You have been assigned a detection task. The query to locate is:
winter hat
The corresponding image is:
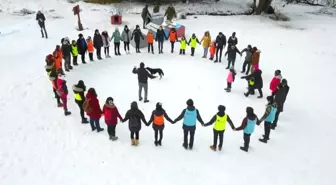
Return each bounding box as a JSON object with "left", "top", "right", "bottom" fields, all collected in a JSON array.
[
  {"left": 186, "top": 99, "right": 194, "bottom": 106},
  {"left": 72, "top": 40, "right": 76, "bottom": 44},
  {"left": 87, "top": 36, "right": 91, "bottom": 40},
  {"left": 131, "top": 101, "right": 138, "bottom": 110},
  {"left": 77, "top": 80, "right": 84, "bottom": 86},
  {"left": 106, "top": 97, "right": 114, "bottom": 104},
  {"left": 218, "top": 105, "right": 226, "bottom": 112},
  {"left": 275, "top": 70, "right": 281, "bottom": 75},
  {"left": 156, "top": 102, "right": 163, "bottom": 110},
  {"left": 266, "top": 96, "right": 274, "bottom": 103},
  {"left": 140, "top": 62, "right": 145, "bottom": 68},
  {"left": 232, "top": 32, "right": 236, "bottom": 36},
  {"left": 219, "top": 32, "right": 223, "bottom": 35},
  {"left": 136, "top": 25, "right": 140, "bottom": 29},
  {"left": 281, "top": 79, "right": 287, "bottom": 85},
  {"left": 95, "top": 29, "right": 99, "bottom": 33},
  {"left": 78, "top": 33, "right": 83, "bottom": 37}
]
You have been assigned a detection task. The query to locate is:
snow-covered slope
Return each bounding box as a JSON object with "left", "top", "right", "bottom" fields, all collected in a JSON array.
[{"left": 0, "top": 1, "right": 336, "bottom": 185}]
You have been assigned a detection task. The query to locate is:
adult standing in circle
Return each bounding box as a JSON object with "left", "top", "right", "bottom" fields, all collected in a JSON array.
[
  {"left": 93, "top": 29, "right": 103, "bottom": 60},
  {"left": 36, "top": 11, "right": 48, "bottom": 38},
  {"left": 131, "top": 25, "right": 144, "bottom": 53},
  {"left": 73, "top": 80, "right": 89, "bottom": 124},
  {"left": 214, "top": 32, "right": 226, "bottom": 63},
  {"left": 121, "top": 25, "right": 132, "bottom": 54},
  {"left": 156, "top": 26, "right": 168, "bottom": 54},
  {"left": 132, "top": 62, "right": 156, "bottom": 103},
  {"left": 77, "top": 34, "right": 88, "bottom": 64}
]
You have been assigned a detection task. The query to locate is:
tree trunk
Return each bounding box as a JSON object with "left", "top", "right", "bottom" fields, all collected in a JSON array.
[{"left": 255, "top": 0, "right": 273, "bottom": 15}]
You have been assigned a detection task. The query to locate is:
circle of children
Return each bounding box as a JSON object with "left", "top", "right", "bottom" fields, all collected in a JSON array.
[{"left": 44, "top": 22, "right": 290, "bottom": 153}]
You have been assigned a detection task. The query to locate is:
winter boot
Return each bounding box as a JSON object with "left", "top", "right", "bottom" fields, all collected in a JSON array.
[
  {"left": 240, "top": 146, "right": 248, "bottom": 152},
  {"left": 97, "top": 128, "right": 104, "bottom": 132},
  {"left": 189, "top": 144, "right": 193, "bottom": 150},
  {"left": 111, "top": 136, "right": 118, "bottom": 141},
  {"left": 210, "top": 145, "right": 216, "bottom": 151},
  {"left": 218, "top": 146, "right": 222, "bottom": 151},
  {"left": 158, "top": 141, "right": 162, "bottom": 146},
  {"left": 139, "top": 97, "right": 143, "bottom": 101},
  {"left": 109, "top": 135, "right": 113, "bottom": 140},
  {"left": 182, "top": 143, "right": 188, "bottom": 150},
  {"left": 64, "top": 111, "right": 71, "bottom": 116},
  {"left": 262, "top": 135, "right": 270, "bottom": 140},
  {"left": 259, "top": 138, "right": 268, "bottom": 143},
  {"left": 214, "top": 60, "right": 218, "bottom": 63},
  {"left": 131, "top": 139, "right": 136, "bottom": 146},
  {"left": 57, "top": 103, "right": 63, "bottom": 107},
  {"left": 257, "top": 95, "right": 263, "bottom": 98},
  {"left": 144, "top": 100, "right": 149, "bottom": 103},
  {"left": 134, "top": 140, "right": 139, "bottom": 146},
  {"left": 154, "top": 141, "right": 159, "bottom": 146},
  {"left": 81, "top": 118, "right": 89, "bottom": 124}
]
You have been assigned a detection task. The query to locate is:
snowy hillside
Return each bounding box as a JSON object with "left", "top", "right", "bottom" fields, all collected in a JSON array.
[{"left": 1, "top": 1, "right": 336, "bottom": 185}]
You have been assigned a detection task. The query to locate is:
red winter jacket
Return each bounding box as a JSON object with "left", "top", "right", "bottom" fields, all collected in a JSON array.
[
  {"left": 102, "top": 103, "right": 123, "bottom": 126},
  {"left": 56, "top": 78, "right": 67, "bottom": 99},
  {"left": 85, "top": 92, "right": 102, "bottom": 120},
  {"left": 270, "top": 75, "right": 282, "bottom": 95}
]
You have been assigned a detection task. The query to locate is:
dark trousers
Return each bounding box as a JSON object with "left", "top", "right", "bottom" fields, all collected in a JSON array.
[
  {"left": 88, "top": 53, "right": 93, "bottom": 61},
  {"left": 130, "top": 131, "right": 139, "bottom": 140},
  {"left": 81, "top": 54, "right": 86, "bottom": 62},
  {"left": 243, "top": 133, "right": 251, "bottom": 149},
  {"left": 154, "top": 129, "right": 163, "bottom": 142},
  {"left": 75, "top": 100, "right": 85, "bottom": 120},
  {"left": 148, "top": 43, "right": 154, "bottom": 53},
  {"left": 135, "top": 41, "right": 140, "bottom": 52},
  {"left": 64, "top": 56, "right": 71, "bottom": 70},
  {"left": 179, "top": 49, "right": 185, "bottom": 55},
  {"left": 227, "top": 82, "right": 232, "bottom": 89},
  {"left": 158, "top": 41, "right": 163, "bottom": 52},
  {"left": 227, "top": 59, "right": 236, "bottom": 68},
  {"left": 96, "top": 47, "right": 102, "bottom": 58},
  {"left": 215, "top": 46, "right": 223, "bottom": 61},
  {"left": 273, "top": 109, "right": 281, "bottom": 127},
  {"left": 89, "top": 118, "right": 102, "bottom": 131},
  {"left": 39, "top": 24, "right": 48, "bottom": 38},
  {"left": 124, "top": 42, "right": 130, "bottom": 51},
  {"left": 242, "top": 60, "right": 251, "bottom": 74},
  {"left": 247, "top": 87, "right": 263, "bottom": 97},
  {"left": 72, "top": 55, "right": 78, "bottom": 65},
  {"left": 104, "top": 47, "right": 109, "bottom": 56},
  {"left": 264, "top": 122, "right": 272, "bottom": 139},
  {"left": 191, "top": 48, "right": 195, "bottom": 56},
  {"left": 170, "top": 41, "right": 175, "bottom": 52},
  {"left": 183, "top": 127, "right": 195, "bottom": 148},
  {"left": 107, "top": 125, "right": 116, "bottom": 137},
  {"left": 114, "top": 42, "right": 120, "bottom": 54},
  {"left": 213, "top": 129, "right": 224, "bottom": 148}
]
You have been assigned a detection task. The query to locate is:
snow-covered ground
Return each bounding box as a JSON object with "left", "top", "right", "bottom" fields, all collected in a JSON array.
[{"left": 1, "top": 0, "right": 336, "bottom": 185}]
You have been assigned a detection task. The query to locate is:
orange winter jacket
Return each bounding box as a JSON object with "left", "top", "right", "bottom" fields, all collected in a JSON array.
[
  {"left": 251, "top": 50, "right": 260, "bottom": 65},
  {"left": 147, "top": 32, "right": 154, "bottom": 44},
  {"left": 87, "top": 40, "right": 94, "bottom": 53},
  {"left": 169, "top": 31, "right": 177, "bottom": 42},
  {"left": 53, "top": 50, "right": 62, "bottom": 70},
  {"left": 209, "top": 43, "right": 216, "bottom": 55}
]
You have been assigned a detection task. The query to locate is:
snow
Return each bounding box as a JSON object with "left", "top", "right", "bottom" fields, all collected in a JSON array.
[{"left": 1, "top": 0, "right": 336, "bottom": 185}]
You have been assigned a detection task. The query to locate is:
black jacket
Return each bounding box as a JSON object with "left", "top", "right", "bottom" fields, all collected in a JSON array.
[
  {"left": 228, "top": 36, "right": 238, "bottom": 46},
  {"left": 274, "top": 86, "right": 289, "bottom": 111},
  {"left": 77, "top": 38, "right": 87, "bottom": 54},
  {"left": 131, "top": 29, "right": 144, "bottom": 42},
  {"left": 242, "top": 70, "right": 263, "bottom": 88},
  {"left": 174, "top": 106, "right": 205, "bottom": 129},
  {"left": 124, "top": 105, "right": 146, "bottom": 132},
  {"left": 155, "top": 29, "right": 167, "bottom": 42},
  {"left": 61, "top": 43, "right": 71, "bottom": 57},
  {"left": 93, "top": 33, "right": 103, "bottom": 48},
  {"left": 215, "top": 34, "right": 226, "bottom": 47},
  {"left": 225, "top": 47, "right": 241, "bottom": 60},
  {"left": 132, "top": 67, "right": 155, "bottom": 84},
  {"left": 36, "top": 13, "right": 46, "bottom": 27}
]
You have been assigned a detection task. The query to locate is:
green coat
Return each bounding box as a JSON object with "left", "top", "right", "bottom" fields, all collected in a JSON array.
[{"left": 111, "top": 31, "right": 121, "bottom": 43}]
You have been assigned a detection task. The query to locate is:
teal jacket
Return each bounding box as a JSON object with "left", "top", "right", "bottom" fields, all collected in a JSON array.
[{"left": 111, "top": 31, "right": 121, "bottom": 43}]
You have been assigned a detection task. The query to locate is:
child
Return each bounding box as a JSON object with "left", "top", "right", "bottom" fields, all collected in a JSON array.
[
  {"left": 86, "top": 36, "right": 94, "bottom": 61},
  {"left": 179, "top": 36, "right": 187, "bottom": 55},
  {"left": 102, "top": 31, "right": 111, "bottom": 58},
  {"left": 203, "top": 105, "right": 235, "bottom": 151},
  {"left": 174, "top": 99, "right": 205, "bottom": 150},
  {"left": 147, "top": 102, "right": 174, "bottom": 146},
  {"left": 45, "top": 55, "right": 62, "bottom": 107},
  {"left": 122, "top": 101, "right": 147, "bottom": 146},
  {"left": 209, "top": 41, "right": 216, "bottom": 60},
  {"left": 56, "top": 72, "right": 71, "bottom": 116},
  {"left": 169, "top": 28, "right": 178, "bottom": 53},
  {"left": 71, "top": 40, "right": 79, "bottom": 66},
  {"left": 257, "top": 96, "right": 277, "bottom": 143},
  {"left": 147, "top": 30, "right": 154, "bottom": 54},
  {"left": 103, "top": 97, "right": 123, "bottom": 141},
  {"left": 270, "top": 69, "right": 282, "bottom": 96},
  {"left": 200, "top": 31, "right": 211, "bottom": 58},
  {"left": 234, "top": 107, "right": 259, "bottom": 152},
  {"left": 53, "top": 45, "right": 65, "bottom": 75},
  {"left": 111, "top": 28, "right": 122, "bottom": 56},
  {"left": 225, "top": 67, "right": 236, "bottom": 92},
  {"left": 188, "top": 33, "right": 200, "bottom": 56},
  {"left": 225, "top": 45, "right": 242, "bottom": 69}
]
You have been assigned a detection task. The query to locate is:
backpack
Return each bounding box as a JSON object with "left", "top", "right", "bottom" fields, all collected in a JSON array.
[{"left": 83, "top": 99, "right": 92, "bottom": 113}]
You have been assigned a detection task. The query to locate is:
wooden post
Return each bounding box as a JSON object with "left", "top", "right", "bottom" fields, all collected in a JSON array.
[{"left": 73, "top": 5, "right": 83, "bottom": 31}]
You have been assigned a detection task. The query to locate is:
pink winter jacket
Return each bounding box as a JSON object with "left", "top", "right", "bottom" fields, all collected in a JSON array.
[{"left": 227, "top": 71, "right": 234, "bottom": 83}]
